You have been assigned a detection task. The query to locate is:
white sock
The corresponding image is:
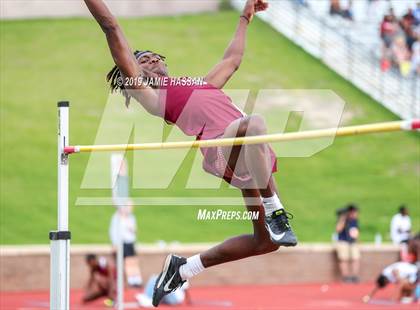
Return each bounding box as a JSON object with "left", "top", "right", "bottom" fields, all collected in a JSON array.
[
  {"left": 179, "top": 254, "right": 205, "bottom": 280},
  {"left": 262, "top": 193, "right": 284, "bottom": 216}
]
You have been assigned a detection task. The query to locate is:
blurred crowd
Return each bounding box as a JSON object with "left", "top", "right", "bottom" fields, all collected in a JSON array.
[
  {"left": 380, "top": 4, "right": 420, "bottom": 76},
  {"left": 334, "top": 203, "right": 419, "bottom": 303},
  {"left": 324, "top": 0, "right": 420, "bottom": 77}
]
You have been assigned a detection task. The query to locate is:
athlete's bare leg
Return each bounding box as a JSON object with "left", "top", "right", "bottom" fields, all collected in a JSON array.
[
  {"left": 200, "top": 185, "right": 279, "bottom": 267},
  {"left": 199, "top": 116, "right": 282, "bottom": 267},
  {"left": 82, "top": 274, "right": 109, "bottom": 303},
  {"left": 219, "top": 115, "right": 276, "bottom": 197}
]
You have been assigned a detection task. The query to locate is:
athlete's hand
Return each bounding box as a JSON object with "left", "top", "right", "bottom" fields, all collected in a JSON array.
[
  {"left": 255, "top": 0, "right": 269, "bottom": 12},
  {"left": 242, "top": 0, "right": 269, "bottom": 23}
]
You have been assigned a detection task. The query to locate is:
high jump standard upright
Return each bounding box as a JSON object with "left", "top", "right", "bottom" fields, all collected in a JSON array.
[{"left": 50, "top": 101, "right": 70, "bottom": 310}]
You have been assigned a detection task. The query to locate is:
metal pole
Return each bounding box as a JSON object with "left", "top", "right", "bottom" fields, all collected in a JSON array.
[
  {"left": 111, "top": 154, "right": 126, "bottom": 310},
  {"left": 116, "top": 213, "right": 124, "bottom": 310},
  {"left": 50, "top": 101, "right": 71, "bottom": 310}
]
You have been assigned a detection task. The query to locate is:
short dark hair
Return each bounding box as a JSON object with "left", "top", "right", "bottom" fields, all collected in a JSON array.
[
  {"left": 85, "top": 253, "right": 97, "bottom": 262},
  {"left": 399, "top": 205, "right": 407, "bottom": 213},
  {"left": 376, "top": 274, "right": 388, "bottom": 288},
  {"left": 346, "top": 204, "right": 358, "bottom": 212}
]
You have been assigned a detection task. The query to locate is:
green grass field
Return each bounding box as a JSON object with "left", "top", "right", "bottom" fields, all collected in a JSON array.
[{"left": 1, "top": 10, "right": 419, "bottom": 245}]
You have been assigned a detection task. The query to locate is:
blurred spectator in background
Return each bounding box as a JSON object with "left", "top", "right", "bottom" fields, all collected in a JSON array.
[
  {"left": 335, "top": 204, "right": 360, "bottom": 283},
  {"left": 83, "top": 254, "right": 116, "bottom": 305},
  {"left": 380, "top": 13, "right": 399, "bottom": 50},
  {"left": 109, "top": 202, "right": 143, "bottom": 288},
  {"left": 400, "top": 9, "right": 417, "bottom": 49},
  {"left": 391, "top": 205, "right": 412, "bottom": 245},
  {"left": 406, "top": 233, "right": 420, "bottom": 264},
  {"left": 411, "top": 29, "right": 420, "bottom": 75},
  {"left": 380, "top": 13, "right": 399, "bottom": 71},
  {"left": 392, "top": 35, "right": 412, "bottom": 75},
  {"left": 135, "top": 274, "right": 190, "bottom": 307},
  {"left": 330, "top": 0, "right": 342, "bottom": 16},
  {"left": 379, "top": 5, "right": 420, "bottom": 76},
  {"left": 329, "top": 0, "right": 353, "bottom": 20},
  {"left": 341, "top": 0, "right": 353, "bottom": 20}
]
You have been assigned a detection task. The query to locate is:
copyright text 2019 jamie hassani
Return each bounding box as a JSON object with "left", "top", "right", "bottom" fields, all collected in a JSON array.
[
  {"left": 118, "top": 76, "right": 205, "bottom": 88},
  {"left": 197, "top": 209, "right": 260, "bottom": 221}
]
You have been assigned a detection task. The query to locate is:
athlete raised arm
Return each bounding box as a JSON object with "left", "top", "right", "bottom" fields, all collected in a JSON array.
[
  {"left": 205, "top": 0, "right": 268, "bottom": 89},
  {"left": 84, "top": 0, "right": 160, "bottom": 115}
]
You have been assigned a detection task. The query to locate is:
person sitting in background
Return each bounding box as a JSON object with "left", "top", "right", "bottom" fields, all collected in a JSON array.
[
  {"left": 391, "top": 205, "right": 412, "bottom": 245},
  {"left": 401, "top": 9, "right": 416, "bottom": 30},
  {"left": 135, "top": 274, "right": 190, "bottom": 308},
  {"left": 400, "top": 9, "right": 417, "bottom": 50},
  {"left": 329, "top": 0, "right": 352, "bottom": 20},
  {"left": 340, "top": 0, "right": 353, "bottom": 20},
  {"left": 330, "top": 0, "right": 342, "bottom": 17},
  {"left": 380, "top": 14, "right": 399, "bottom": 71},
  {"left": 392, "top": 35, "right": 412, "bottom": 76},
  {"left": 83, "top": 254, "right": 117, "bottom": 305},
  {"left": 109, "top": 202, "right": 143, "bottom": 288},
  {"left": 381, "top": 14, "right": 399, "bottom": 50},
  {"left": 364, "top": 261, "right": 418, "bottom": 304},
  {"left": 335, "top": 204, "right": 360, "bottom": 283}
]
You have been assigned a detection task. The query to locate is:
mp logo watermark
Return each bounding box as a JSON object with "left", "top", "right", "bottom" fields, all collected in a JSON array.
[{"left": 74, "top": 88, "right": 345, "bottom": 206}]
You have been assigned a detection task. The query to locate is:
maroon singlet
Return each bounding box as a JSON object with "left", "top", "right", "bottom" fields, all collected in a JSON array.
[{"left": 158, "top": 77, "right": 277, "bottom": 188}]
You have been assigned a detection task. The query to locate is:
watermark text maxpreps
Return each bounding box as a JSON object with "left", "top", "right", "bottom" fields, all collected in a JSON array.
[{"left": 197, "top": 209, "right": 259, "bottom": 221}]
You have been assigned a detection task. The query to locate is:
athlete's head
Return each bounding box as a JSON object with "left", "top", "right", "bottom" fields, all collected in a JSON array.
[
  {"left": 399, "top": 205, "right": 408, "bottom": 216},
  {"left": 376, "top": 274, "right": 389, "bottom": 288},
  {"left": 85, "top": 253, "right": 98, "bottom": 269},
  {"left": 135, "top": 51, "right": 168, "bottom": 78},
  {"left": 346, "top": 204, "right": 358, "bottom": 219},
  {"left": 106, "top": 50, "right": 167, "bottom": 106}
]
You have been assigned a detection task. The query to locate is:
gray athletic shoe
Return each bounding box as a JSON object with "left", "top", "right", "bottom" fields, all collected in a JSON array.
[
  {"left": 152, "top": 254, "right": 186, "bottom": 307},
  {"left": 265, "top": 209, "right": 298, "bottom": 246}
]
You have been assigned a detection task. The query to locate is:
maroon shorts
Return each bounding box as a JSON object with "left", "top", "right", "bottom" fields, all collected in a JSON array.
[{"left": 202, "top": 143, "right": 278, "bottom": 189}]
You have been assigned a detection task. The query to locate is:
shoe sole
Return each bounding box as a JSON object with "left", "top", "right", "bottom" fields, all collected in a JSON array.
[
  {"left": 276, "top": 241, "right": 298, "bottom": 247},
  {"left": 152, "top": 254, "right": 173, "bottom": 307},
  {"left": 269, "top": 236, "right": 298, "bottom": 247}
]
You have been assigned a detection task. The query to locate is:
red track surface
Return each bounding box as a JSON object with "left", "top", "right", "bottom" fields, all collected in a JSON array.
[{"left": 1, "top": 283, "right": 419, "bottom": 310}]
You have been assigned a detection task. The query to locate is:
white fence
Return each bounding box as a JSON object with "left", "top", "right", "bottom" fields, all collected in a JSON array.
[{"left": 232, "top": 0, "right": 419, "bottom": 119}]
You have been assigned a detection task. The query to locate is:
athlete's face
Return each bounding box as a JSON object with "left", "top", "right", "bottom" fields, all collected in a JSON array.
[
  {"left": 348, "top": 210, "right": 358, "bottom": 219},
  {"left": 87, "top": 258, "right": 98, "bottom": 269},
  {"left": 137, "top": 52, "right": 168, "bottom": 78}
]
